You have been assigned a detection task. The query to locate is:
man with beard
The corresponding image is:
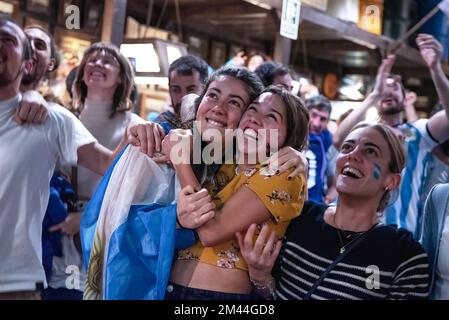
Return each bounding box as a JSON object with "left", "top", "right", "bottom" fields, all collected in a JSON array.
[
  {"left": 11, "top": 25, "right": 63, "bottom": 125},
  {"left": 0, "top": 17, "right": 122, "bottom": 299},
  {"left": 154, "top": 54, "right": 209, "bottom": 133},
  {"left": 333, "top": 34, "right": 449, "bottom": 239},
  {"left": 21, "top": 25, "right": 59, "bottom": 91}
]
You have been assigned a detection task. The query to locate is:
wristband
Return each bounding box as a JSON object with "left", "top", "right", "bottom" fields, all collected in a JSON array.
[{"left": 250, "top": 276, "right": 276, "bottom": 291}]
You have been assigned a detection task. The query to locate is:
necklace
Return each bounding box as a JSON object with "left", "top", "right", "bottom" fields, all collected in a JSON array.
[
  {"left": 336, "top": 229, "right": 364, "bottom": 254},
  {"left": 335, "top": 222, "right": 380, "bottom": 254}
]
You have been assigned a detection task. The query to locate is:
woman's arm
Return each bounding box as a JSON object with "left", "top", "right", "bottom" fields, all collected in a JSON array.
[
  {"left": 178, "top": 184, "right": 273, "bottom": 247},
  {"left": 126, "top": 122, "right": 166, "bottom": 156},
  {"left": 178, "top": 170, "right": 305, "bottom": 247},
  {"left": 77, "top": 122, "right": 158, "bottom": 175},
  {"left": 333, "top": 55, "right": 395, "bottom": 148},
  {"left": 236, "top": 224, "right": 281, "bottom": 299},
  {"left": 263, "top": 147, "right": 308, "bottom": 179},
  {"left": 158, "top": 128, "right": 202, "bottom": 190}
]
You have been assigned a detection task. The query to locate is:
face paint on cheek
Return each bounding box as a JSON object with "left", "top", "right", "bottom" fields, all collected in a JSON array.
[{"left": 373, "top": 162, "right": 382, "bottom": 180}]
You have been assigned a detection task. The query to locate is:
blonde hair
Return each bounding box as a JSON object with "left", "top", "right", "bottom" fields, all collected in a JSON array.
[{"left": 349, "top": 123, "right": 405, "bottom": 212}]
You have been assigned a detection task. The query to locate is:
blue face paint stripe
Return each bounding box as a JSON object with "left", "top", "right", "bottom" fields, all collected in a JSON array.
[{"left": 374, "top": 162, "right": 382, "bottom": 180}]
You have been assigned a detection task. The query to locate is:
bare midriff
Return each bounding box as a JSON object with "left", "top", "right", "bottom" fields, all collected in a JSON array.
[{"left": 169, "top": 259, "right": 252, "bottom": 294}]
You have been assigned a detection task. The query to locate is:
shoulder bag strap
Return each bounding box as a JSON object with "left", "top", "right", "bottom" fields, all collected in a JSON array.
[{"left": 303, "top": 223, "right": 380, "bottom": 300}]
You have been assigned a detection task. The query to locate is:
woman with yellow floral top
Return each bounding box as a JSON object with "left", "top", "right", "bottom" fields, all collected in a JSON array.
[
  {"left": 82, "top": 67, "right": 306, "bottom": 300},
  {"left": 162, "top": 85, "right": 310, "bottom": 299}
]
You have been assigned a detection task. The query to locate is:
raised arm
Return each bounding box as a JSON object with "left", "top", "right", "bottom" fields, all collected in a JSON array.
[
  {"left": 178, "top": 184, "right": 273, "bottom": 247},
  {"left": 404, "top": 91, "right": 418, "bottom": 123},
  {"left": 333, "top": 55, "right": 396, "bottom": 148},
  {"left": 417, "top": 34, "right": 449, "bottom": 142}
]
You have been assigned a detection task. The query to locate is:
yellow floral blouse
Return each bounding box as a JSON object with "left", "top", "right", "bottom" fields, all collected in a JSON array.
[{"left": 177, "top": 163, "right": 306, "bottom": 270}]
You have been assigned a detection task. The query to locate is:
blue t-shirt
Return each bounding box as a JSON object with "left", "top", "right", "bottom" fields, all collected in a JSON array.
[
  {"left": 154, "top": 111, "right": 178, "bottom": 134},
  {"left": 305, "top": 130, "right": 333, "bottom": 203}
]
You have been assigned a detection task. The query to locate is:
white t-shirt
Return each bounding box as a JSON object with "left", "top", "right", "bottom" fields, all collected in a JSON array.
[
  {"left": 46, "top": 102, "right": 97, "bottom": 291},
  {"left": 0, "top": 95, "right": 96, "bottom": 293},
  {"left": 78, "top": 99, "right": 144, "bottom": 198}
]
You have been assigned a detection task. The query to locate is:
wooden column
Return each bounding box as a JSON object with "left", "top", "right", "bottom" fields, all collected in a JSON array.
[
  {"left": 101, "top": 0, "right": 127, "bottom": 46},
  {"left": 271, "top": 8, "right": 292, "bottom": 65},
  {"left": 274, "top": 34, "right": 292, "bottom": 65}
]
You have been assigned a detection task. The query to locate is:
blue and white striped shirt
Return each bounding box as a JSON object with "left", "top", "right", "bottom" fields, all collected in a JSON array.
[{"left": 385, "top": 119, "right": 438, "bottom": 238}]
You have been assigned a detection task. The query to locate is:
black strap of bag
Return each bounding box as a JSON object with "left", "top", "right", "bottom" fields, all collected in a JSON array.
[
  {"left": 70, "top": 166, "right": 83, "bottom": 254},
  {"left": 303, "top": 223, "right": 380, "bottom": 300}
]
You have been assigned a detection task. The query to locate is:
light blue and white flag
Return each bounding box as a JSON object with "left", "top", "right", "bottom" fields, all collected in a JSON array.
[{"left": 80, "top": 145, "right": 195, "bottom": 300}]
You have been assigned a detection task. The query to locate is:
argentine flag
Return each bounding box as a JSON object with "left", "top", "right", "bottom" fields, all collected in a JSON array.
[{"left": 80, "top": 145, "right": 196, "bottom": 300}]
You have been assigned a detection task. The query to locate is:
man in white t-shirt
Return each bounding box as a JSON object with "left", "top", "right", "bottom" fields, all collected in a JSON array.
[
  {"left": 333, "top": 34, "right": 449, "bottom": 238},
  {"left": 0, "top": 17, "right": 119, "bottom": 299},
  {"left": 15, "top": 25, "right": 132, "bottom": 299}
]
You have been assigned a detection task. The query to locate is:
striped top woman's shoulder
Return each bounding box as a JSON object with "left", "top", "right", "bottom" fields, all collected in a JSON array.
[{"left": 273, "top": 202, "right": 430, "bottom": 300}]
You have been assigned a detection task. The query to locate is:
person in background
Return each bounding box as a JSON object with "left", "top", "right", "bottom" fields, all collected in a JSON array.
[
  {"left": 71, "top": 42, "right": 146, "bottom": 201},
  {"left": 421, "top": 103, "right": 449, "bottom": 202},
  {"left": 41, "top": 42, "right": 145, "bottom": 299},
  {"left": 0, "top": 17, "right": 123, "bottom": 300},
  {"left": 254, "top": 61, "right": 293, "bottom": 92},
  {"left": 15, "top": 26, "right": 137, "bottom": 300},
  {"left": 239, "top": 124, "right": 430, "bottom": 300},
  {"left": 21, "top": 25, "right": 60, "bottom": 92},
  {"left": 424, "top": 139, "right": 449, "bottom": 195},
  {"left": 420, "top": 183, "right": 449, "bottom": 300},
  {"left": 304, "top": 95, "right": 334, "bottom": 204},
  {"left": 226, "top": 51, "right": 268, "bottom": 72},
  {"left": 154, "top": 54, "right": 209, "bottom": 134},
  {"left": 334, "top": 34, "right": 449, "bottom": 238},
  {"left": 14, "top": 25, "right": 61, "bottom": 125}
]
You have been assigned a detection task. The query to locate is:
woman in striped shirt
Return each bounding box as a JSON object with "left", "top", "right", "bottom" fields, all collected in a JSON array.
[{"left": 238, "top": 123, "right": 430, "bottom": 300}]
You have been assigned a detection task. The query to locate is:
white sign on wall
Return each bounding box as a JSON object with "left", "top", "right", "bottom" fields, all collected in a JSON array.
[{"left": 280, "top": 0, "right": 301, "bottom": 40}]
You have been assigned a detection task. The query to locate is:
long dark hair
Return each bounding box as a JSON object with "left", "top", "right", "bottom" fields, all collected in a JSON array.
[{"left": 191, "top": 66, "right": 264, "bottom": 184}]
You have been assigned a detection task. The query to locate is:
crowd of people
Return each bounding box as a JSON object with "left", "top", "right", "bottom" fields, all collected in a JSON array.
[{"left": 1, "top": 13, "right": 449, "bottom": 300}]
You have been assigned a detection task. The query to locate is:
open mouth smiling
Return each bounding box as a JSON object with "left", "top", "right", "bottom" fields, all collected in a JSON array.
[
  {"left": 243, "top": 128, "right": 258, "bottom": 141},
  {"left": 341, "top": 166, "right": 364, "bottom": 179},
  {"left": 206, "top": 117, "right": 226, "bottom": 128}
]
